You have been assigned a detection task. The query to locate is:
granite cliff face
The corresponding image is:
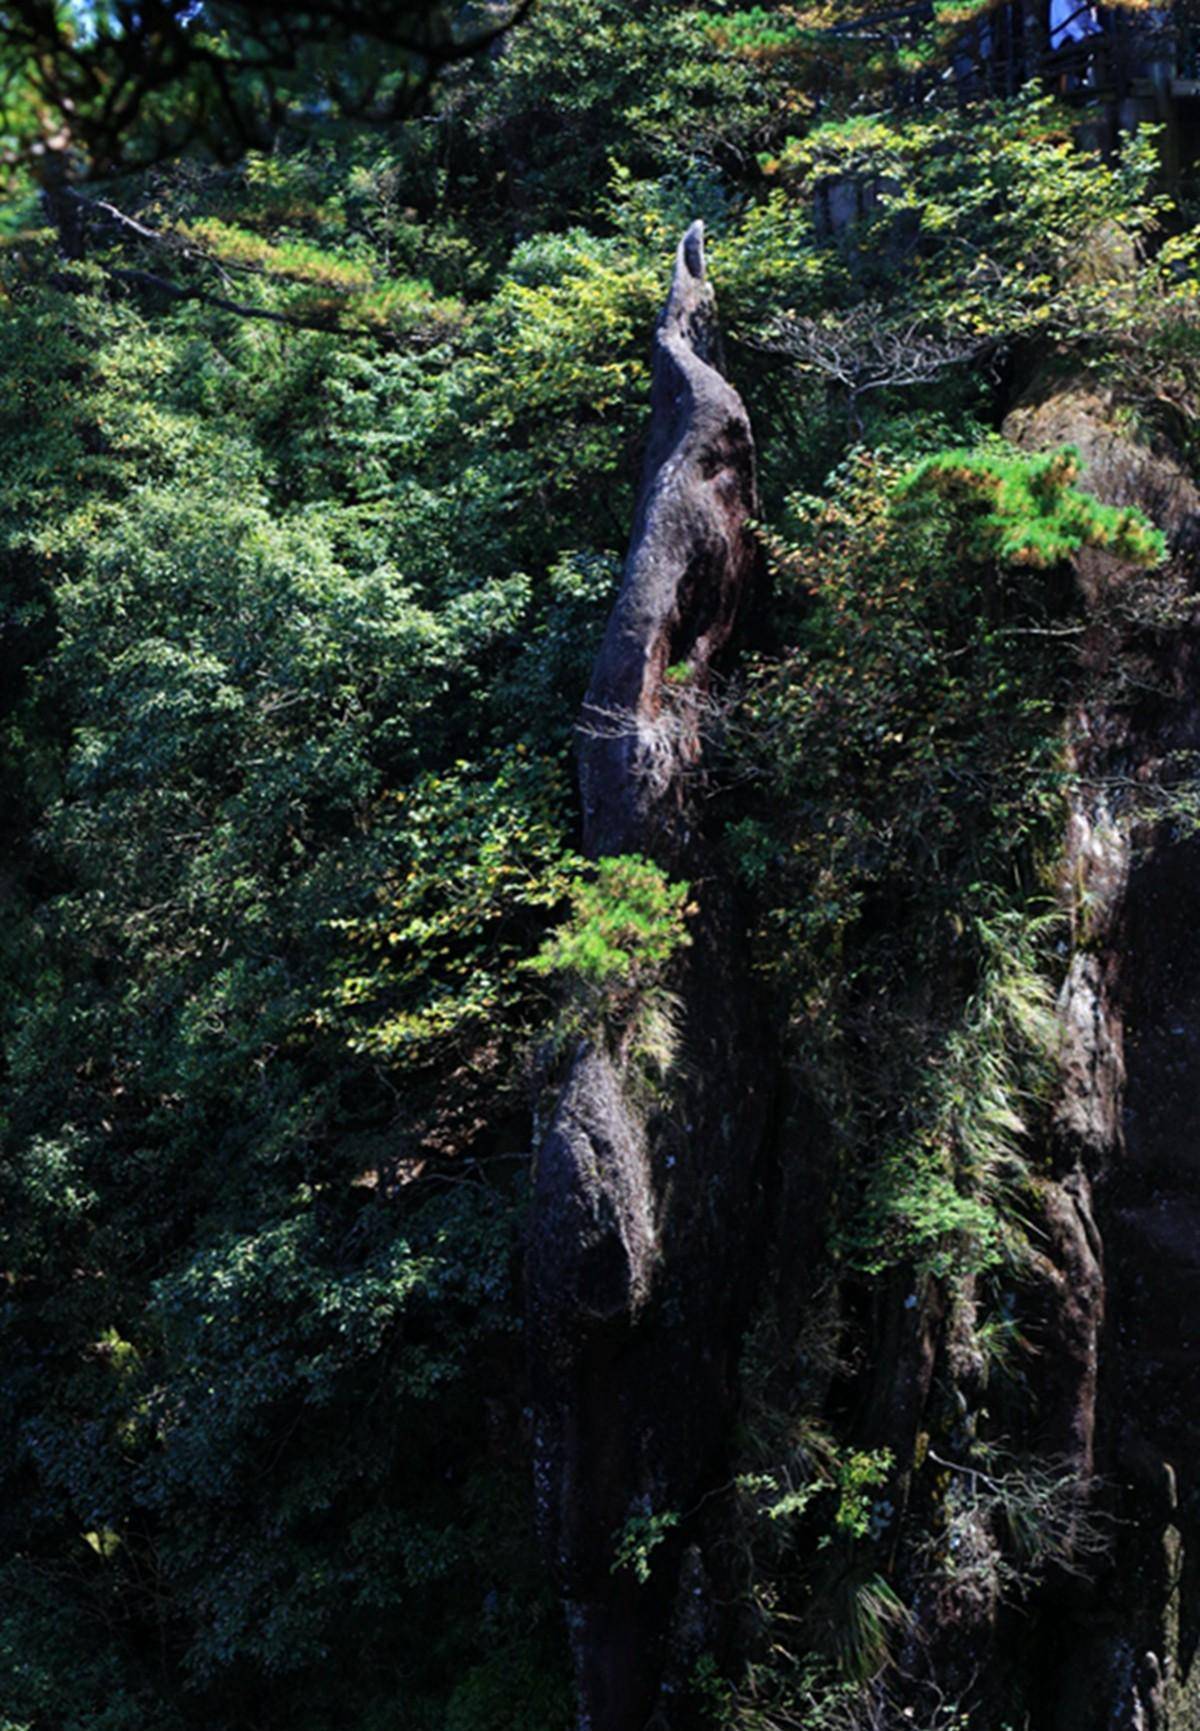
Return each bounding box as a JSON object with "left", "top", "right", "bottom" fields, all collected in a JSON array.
[
  {"left": 1005, "top": 384, "right": 1200, "bottom": 1729},
  {"left": 878, "top": 383, "right": 1200, "bottom": 1726},
  {"left": 526, "top": 224, "right": 772, "bottom": 1730}
]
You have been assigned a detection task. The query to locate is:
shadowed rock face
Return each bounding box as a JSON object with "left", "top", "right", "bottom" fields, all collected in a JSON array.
[
  {"left": 998, "top": 388, "right": 1200, "bottom": 1729},
  {"left": 527, "top": 224, "right": 770, "bottom": 1731},
  {"left": 845, "top": 380, "right": 1200, "bottom": 1729},
  {"left": 870, "top": 391, "right": 1200, "bottom": 1728}
]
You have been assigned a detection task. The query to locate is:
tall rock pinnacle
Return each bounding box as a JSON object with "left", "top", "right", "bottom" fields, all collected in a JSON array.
[
  {"left": 578, "top": 219, "right": 759, "bottom": 865},
  {"left": 527, "top": 223, "right": 771, "bottom": 1729}
]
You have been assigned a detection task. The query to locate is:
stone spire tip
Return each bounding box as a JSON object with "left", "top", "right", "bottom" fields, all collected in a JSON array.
[{"left": 680, "top": 220, "right": 705, "bottom": 282}]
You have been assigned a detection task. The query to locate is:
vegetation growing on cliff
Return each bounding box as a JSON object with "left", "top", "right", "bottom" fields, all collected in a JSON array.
[{"left": 0, "top": 3, "right": 1195, "bottom": 1728}]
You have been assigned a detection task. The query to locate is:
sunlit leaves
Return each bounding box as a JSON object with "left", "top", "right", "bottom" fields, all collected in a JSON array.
[{"left": 897, "top": 443, "right": 1166, "bottom": 568}]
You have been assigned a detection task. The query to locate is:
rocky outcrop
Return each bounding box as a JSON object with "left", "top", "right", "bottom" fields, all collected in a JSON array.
[
  {"left": 529, "top": 231, "right": 1200, "bottom": 1730},
  {"left": 999, "top": 383, "right": 1200, "bottom": 1728},
  {"left": 527, "top": 224, "right": 771, "bottom": 1730},
  {"left": 842, "top": 373, "right": 1200, "bottom": 1729}
]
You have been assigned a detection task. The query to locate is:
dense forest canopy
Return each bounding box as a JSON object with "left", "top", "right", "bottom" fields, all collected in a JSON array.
[{"left": 3, "top": 3, "right": 1200, "bottom": 1729}]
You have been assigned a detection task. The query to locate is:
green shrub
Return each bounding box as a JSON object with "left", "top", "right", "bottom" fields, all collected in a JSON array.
[
  {"left": 530, "top": 853, "right": 692, "bottom": 992},
  {"left": 897, "top": 444, "right": 1166, "bottom": 569}
]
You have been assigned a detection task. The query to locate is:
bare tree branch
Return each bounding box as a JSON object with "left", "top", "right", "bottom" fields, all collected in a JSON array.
[{"left": 760, "top": 302, "right": 992, "bottom": 405}]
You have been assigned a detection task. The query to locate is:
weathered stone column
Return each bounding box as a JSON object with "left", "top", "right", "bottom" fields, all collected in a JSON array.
[{"left": 527, "top": 223, "right": 772, "bottom": 1730}]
